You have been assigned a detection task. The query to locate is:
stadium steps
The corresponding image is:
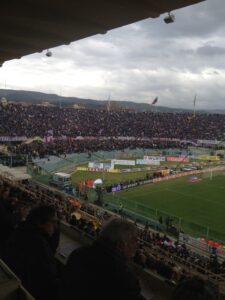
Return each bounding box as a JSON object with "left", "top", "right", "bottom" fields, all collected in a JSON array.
[{"left": 0, "top": 259, "right": 35, "bottom": 300}]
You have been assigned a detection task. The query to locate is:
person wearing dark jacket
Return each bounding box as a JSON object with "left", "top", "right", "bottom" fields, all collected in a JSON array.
[
  {"left": 4, "top": 205, "right": 60, "bottom": 300},
  {"left": 171, "top": 277, "right": 219, "bottom": 300},
  {"left": 61, "top": 217, "right": 144, "bottom": 300},
  {"left": 0, "top": 197, "right": 17, "bottom": 254}
]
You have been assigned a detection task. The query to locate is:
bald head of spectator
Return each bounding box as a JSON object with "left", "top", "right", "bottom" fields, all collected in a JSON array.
[{"left": 98, "top": 217, "right": 138, "bottom": 259}]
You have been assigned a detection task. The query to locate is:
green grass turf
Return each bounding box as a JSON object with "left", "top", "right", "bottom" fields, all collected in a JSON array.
[
  {"left": 72, "top": 164, "right": 225, "bottom": 241},
  {"left": 73, "top": 160, "right": 198, "bottom": 186},
  {"left": 74, "top": 159, "right": 222, "bottom": 186},
  {"left": 72, "top": 170, "right": 150, "bottom": 186},
  {"left": 104, "top": 173, "right": 225, "bottom": 241}
]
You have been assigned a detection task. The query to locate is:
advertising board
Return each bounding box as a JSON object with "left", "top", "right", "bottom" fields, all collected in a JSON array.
[
  {"left": 111, "top": 159, "right": 136, "bottom": 166},
  {"left": 144, "top": 156, "right": 165, "bottom": 161},
  {"left": 167, "top": 156, "right": 189, "bottom": 162},
  {"left": 136, "top": 159, "right": 160, "bottom": 165}
]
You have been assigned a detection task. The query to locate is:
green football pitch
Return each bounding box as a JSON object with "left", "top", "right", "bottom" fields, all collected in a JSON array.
[
  {"left": 72, "top": 169, "right": 225, "bottom": 241},
  {"left": 103, "top": 173, "right": 225, "bottom": 242}
]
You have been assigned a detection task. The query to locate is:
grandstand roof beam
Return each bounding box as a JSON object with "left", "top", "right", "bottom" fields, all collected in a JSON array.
[{"left": 0, "top": 0, "right": 205, "bottom": 64}]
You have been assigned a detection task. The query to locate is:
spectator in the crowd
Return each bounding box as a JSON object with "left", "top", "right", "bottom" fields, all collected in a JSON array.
[
  {"left": 4, "top": 205, "right": 60, "bottom": 300},
  {"left": 61, "top": 217, "right": 144, "bottom": 300},
  {"left": 0, "top": 102, "right": 224, "bottom": 157},
  {"left": 171, "top": 277, "right": 220, "bottom": 300},
  {"left": 0, "top": 195, "right": 17, "bottom": 254},
  {"left": 1, "top": 176, "right": 225, "bottom": 295},
  {"left": 0, "top": 184, "right": 27, "bottom": 255}
]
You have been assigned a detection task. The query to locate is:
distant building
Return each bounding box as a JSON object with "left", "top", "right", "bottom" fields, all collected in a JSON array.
[
  {"left": 37, "top": 101, "right": 56, "bottom": 107},
  {"left": 103, "top": 101, "right": 135, "bottom": 112},
  {"left": 73, "top": 104, "right": 85, "bottom": 109},
  {"left": 20, "top": 102, "right": 32, "bottom": 106},
  {"left": 1, "top": 97, "right": 8, "bottom": 106}
]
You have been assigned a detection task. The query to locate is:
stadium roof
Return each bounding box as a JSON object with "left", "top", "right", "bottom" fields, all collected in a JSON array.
[{"left": 0, "top": 0, "right": 204, "bottom": 65}]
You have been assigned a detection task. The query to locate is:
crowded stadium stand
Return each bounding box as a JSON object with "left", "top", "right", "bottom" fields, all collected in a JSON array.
[
  {"left": 0, "top": 173, "right": 225, "bottom": 299},
  {"left": 0, "top": 105, "right": 224, "bottom": 299},
  {"left": 0, "top": 103, "right": 224, "bottom": 159},
  {"left": 4, "top": 0, "right": 225, "bottom": 299}
]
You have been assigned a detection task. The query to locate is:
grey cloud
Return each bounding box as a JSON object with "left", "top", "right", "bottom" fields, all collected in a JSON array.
[
  {"left": 197, "top": 44, "right": 225, "bottom": 56},
  {"left": 136, "top": 0, "right": 225, "bottom": 39},
  {"left": 1, "top": 0, "right": 225, "bottom": 110}
]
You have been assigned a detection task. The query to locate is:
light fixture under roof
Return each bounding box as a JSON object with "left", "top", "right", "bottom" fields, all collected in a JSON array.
[
  {"left": 46, "top": 49, "right": 52, "bottom": 57},
  {"left": 164, "top": 12, "right": 175, "bottom": 24}
]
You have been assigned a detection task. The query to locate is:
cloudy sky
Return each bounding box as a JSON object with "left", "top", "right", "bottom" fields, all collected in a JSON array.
[{"left": 1, "top": 0, "right": 225, "bottom": 110}]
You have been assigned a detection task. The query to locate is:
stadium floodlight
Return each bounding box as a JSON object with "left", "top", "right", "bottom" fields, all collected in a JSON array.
[
  {"left": 164, "top": 12, "right": 175, "bottom": 24},
  {"left": 46, "top": 49, "right": 52, "bottom": 57}
]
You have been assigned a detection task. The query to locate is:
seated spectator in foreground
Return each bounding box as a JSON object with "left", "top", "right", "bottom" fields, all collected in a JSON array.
[
  {"left": 61, "top": 217, "right": 144, "bottom": 300},
  {"left": 0, "top": 185, "right": 27, "bottom": 256},
  {"left": 171, "top": 277, "right": 219, "bottom": 300},
  {"left": 4, "top": 205, "right": 60, "bottom": 300}
]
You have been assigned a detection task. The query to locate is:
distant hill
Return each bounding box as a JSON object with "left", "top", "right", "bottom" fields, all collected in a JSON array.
[
  {"left": 0, "top": 89, "right": 224, "bottom": 114},
  {"left": 207, "top": 109, "right": 225, "bottom": 114}
]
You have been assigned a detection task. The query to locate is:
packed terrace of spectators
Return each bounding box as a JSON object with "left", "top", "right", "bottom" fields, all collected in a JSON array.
[
  {"left": 1, "top": 103, "right": 224, "bottom": 157},
  {"left": 0, "top": 103, "right": 224, "bottom": 140},
  {"left": 0, "top": 103, "right": 224, "bottom": 298},
  {"left": 11, "top": 139, "right": 188, "bottom": 158}
]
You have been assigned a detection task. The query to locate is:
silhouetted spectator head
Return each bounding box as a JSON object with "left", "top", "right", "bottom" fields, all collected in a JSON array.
[
  {"left": 98, "top": 217, "right": 138, "bottom": 259},
  {"left": 26, "top": 205, "right": 58, "bottom": 236},
  {"left": 171, "top": 277, "right": 219, "bottom": 300}
]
